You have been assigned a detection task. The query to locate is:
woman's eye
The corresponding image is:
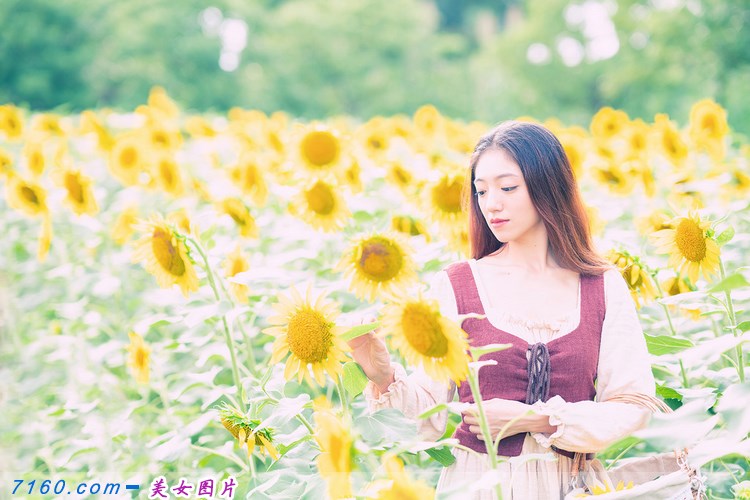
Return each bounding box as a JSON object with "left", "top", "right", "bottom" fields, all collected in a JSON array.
[
  {"left": 475, "top": 190, "right": 486, "bottom": 197},
  {"left": 501, "top": 186, "right": 517, "bottom": 192}
]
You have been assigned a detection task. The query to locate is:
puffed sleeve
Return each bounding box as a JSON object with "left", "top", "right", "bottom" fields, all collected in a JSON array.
[
  {"left": 530, "top": 269, "right": 655, "bottom": 453},
  {"left": 362, "top": 270, "right": 458, "bottom": 441}
]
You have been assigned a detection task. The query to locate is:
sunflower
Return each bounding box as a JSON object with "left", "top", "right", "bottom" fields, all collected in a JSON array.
[
  {"left": 313, "top": 408, "right": 354, "bottom": 500},
  {"left": 557, "top": 128, "right": 589, "bottom": 178},
  {"left": 336, "top": 233, "right": 418, "bottom": 302},
  {"left": 126, "top": 331, "right": 150, "bottom": 384},
  {"left": 31, "top": 113, "right": 65, "bottom": 138},
  {"left": 146, "top": 125, "right": 182, "bottom": 152},
  {"left": 0, "top": 104, "right": 24, "bottom": 141},
  {"left": 23, "top": 141, "right": 46, "bottom": 177},
  {"left": 0, "top": 147, "right": 12, "bottom": 177},
  {"left": 653, "top": 114, "right": 688, "bottom": 167},
  {"left": 650, "top": 211, "right": 721, "bottom": 285},
  {"left": 218, "top": 402, "right": 279, "bottom": 460},
  {"left": 264, "top": 285, "right": 350, "bottom": 387},
  {"left": 185, "top": 116, "right": 217, "bottom": 138},
  {"left": 79, "top": 110, "right": 114, "bottom": 151},
  {"left": 425, "top": 173, "right": 466, "bottom": 228},
  {"left": 688, "top": 99, "right": 729, "bottom": 161},
  {"left": 605, "top": 249, "right": 658, "bottom": 309},
  {"left": 590, "top": 161, "right": 637, "bottom": 196},
  {"left": 380, "top": 292, "right": 470, "bottom": 386},
  {"left": 590, "top": 107, "right": 629, "bottom": 141},
  {"left": 295, "top": 123, "right": 345, "bottom": 176},
  {"left": 342, "top": 158, "right": 363, "bottom": 194},
  {"left": 131, "top": 215, "right": 200, "bottom": 297},
  {"left": 357, "top": 117, "right": 391, "bottom": 160},
  {"left": 152, "top": 154, "right": 185, "bottom": 197},
  {"left": 37, "top": 216, "right": 53, "bottom": 262},
  {"left": 166, "top": 208, "right": 193, "bottom": 236},
  {"left": 5, "top": 173, "right": 48, "bottom": 217},
  {"left": 218, "top": 198, "right": 258, "bottom": 239},
  {"left": 584, "top": 204, "right": 606, "bottom": 237},
  {"left": 229, "top": 154, "right": 268, "bottom": 206},
  {"left": 55, "top": 168, "right": 98, "bottom": 216},
  {"left": 147, "top": 86, "right": 180, "bottom": 119},
  {"left": 111, "top": 206, "right": 140, "bottom": 245},
  {"left": 365, "top": 454, "right": 436, "bottom": 500},
  {"left": 413, "top": 104, "right": 444, "bottom": 143},
  {"left": 223, "top": 245, "right": 250, "bottom": 304},
  {"left": 110, "top": 133, "right": 147, "bottom": 186},
  {"left": 384, "top": 160, "right": 418, "bottom": 196},
  {"left": 623, "top": 119, "right": 651, "bottom": 160},
  {"left": 391, "top": 215, "right": 430, "bottom": 241},
  {"left": 288, "top": 179, "right": 351, "bottom": 232},
  {"left": 635, "top": 209, "right": 673, "bottom": 237}
]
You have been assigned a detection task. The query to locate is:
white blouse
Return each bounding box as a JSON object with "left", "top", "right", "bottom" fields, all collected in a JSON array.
[{"left": 363, "top": 260, "right": 656, "bottom": 499}]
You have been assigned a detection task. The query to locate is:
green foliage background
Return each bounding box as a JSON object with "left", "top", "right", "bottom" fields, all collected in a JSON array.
[{"left": 1, "top": 0, "right": 749, "bottom": 133}]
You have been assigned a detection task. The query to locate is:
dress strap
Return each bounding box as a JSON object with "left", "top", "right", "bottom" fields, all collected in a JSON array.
[{"left": 444, "top": 261, "right": 485, "bottom": 316}]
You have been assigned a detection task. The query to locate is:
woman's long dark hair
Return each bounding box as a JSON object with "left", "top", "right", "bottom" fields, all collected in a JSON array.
[{"left": 462, "top": 121, "right": 612, "bottom": 276}]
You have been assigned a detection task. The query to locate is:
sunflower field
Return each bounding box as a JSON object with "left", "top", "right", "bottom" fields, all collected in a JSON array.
[{"left": 1, "top": 91, "right": 750, "bottom": 500}]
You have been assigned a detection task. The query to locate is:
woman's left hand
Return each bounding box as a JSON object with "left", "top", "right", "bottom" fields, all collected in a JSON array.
[{"left": 462, "top": 398, "right": 536, "bottom": 441}]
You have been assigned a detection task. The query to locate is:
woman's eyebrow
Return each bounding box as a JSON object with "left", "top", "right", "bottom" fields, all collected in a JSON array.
[{"left": 474, "top": 173, "right": 519, "bottom": 183}]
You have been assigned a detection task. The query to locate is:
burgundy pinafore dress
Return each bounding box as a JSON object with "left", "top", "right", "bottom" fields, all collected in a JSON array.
[{"left": 445, "top": 261, "right": 606, "bottom": 460}]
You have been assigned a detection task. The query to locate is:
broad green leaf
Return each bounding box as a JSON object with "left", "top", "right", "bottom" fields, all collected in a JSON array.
[
  {"left": 734, "top": 321, "right": 750, "bottom": 332},
  {"left": 644, "top": 334, "right": 694, "bottom": 356},
  {"left": 656, "top": 385, "right": 683, "bottom": 401},
  {"left": 355, "top": 408, "right": 417, "bottom": 444},
  {"left": 340, "top": 322, "right": 380, "bottom": 342},
  {"left": 715, "top": 226, "right": 735, "bottom": 246},
  {"left": 707, "top": 273, "right": 750, "bottom": 294},
  {"left": 342, "top": 361, "right": 368, "bottom": 398},
  {"left": 425, "top": 446, "right": 457, "bottom": 466}
]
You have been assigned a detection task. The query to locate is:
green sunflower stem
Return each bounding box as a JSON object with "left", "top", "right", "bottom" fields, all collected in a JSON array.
[
  {"left": 719, "top": 259, "right": 745, "bottom": 383},
  {"left": 188, "top": 236, "right": 247, "bottom": 411},
  {"left": 466, "top": 366, "right": 504, "bottom": 500},
  {"left": 653, "top": 278, "right": 690, "bottom": 388},
  {"left": 336, "top": 374, "right": 351, "bottom": 420}
]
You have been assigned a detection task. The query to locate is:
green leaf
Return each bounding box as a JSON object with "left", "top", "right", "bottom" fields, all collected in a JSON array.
[
  {"left": 340, "top": 322, "right": 380, "bottom": 342},
  {"left": 707, "top": 273, "right": 750, "bottom": 294},
  {"left": 734, "top": 321, "right": 750, "bottom": 332},
  {"left": 342, "top": 362, "right": 368, "bottom": 398},
  {"left": 656, "top": 385, "right": 683, "bottom": 401},
  {"left": 644, "top": 334, "right": 694, "bottom": 356},
  {"left": 418, "top": 403, "right": 448, "bottom": 420},
  {"left": 355, "top": 408, "right": 417, "bottom": 445},
  {"left": 470, "top": 343, "right": 513, "bottom": 359},
  {"left": 425, "top": 446, "right": 456, "bottom": 466},
  {"left": 715, "top": 226, "right": 735, "bottom": 246}
]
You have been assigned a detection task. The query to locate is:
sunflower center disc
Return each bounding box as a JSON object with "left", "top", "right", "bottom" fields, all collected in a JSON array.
[
  {"left": 20, "top": 186, "right": 40, "bottom": 206},
  {"left": 121, "top": 147, "right": 137, "bottom": 168},
  {"left": 359, "top": 240, "right": 403, "bottom": 282},
  {"left": 287, "top": 308, "right": 332, "bottom": 363},
  {"left": 302, "top": 131, "right": 338, "bottom": 167},
  {"left": 675, "top": 219, "right": 707, "bottom": 262},
  {"left": 402, "top": 303, "right": 448, "bottom": 357},
  {"left": 65, "top": 174, "right": 85, "bottom": 203},
  {"left": 306, "top": 183, "right": 335, "bottom": 215},
  {"left": 433, "top": 179, "right": 462, "bottom": 213},
  {"left": 152, "top": 227, "right": 187, "bottom": 276}
]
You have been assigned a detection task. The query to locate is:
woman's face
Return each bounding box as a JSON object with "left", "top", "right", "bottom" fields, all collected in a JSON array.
[{"left": 473, "top": 148, "right": 543, "bottom": 244}]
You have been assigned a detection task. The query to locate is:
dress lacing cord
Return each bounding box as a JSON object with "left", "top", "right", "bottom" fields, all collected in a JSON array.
[{"left": 525, "top": 342, "right": 550, "bottom": 404}]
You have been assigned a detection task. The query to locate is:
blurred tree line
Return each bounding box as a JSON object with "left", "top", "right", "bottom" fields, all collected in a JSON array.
[{"left": 1, "top": 0, "right": 748, "bottom": 134}]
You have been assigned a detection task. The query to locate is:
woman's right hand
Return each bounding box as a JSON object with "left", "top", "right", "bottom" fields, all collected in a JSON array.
[{"left": 346, "top": 316, "right": 395, "bottom": 393}]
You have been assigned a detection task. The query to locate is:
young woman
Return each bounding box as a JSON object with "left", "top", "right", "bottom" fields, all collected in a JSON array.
[{"left": 348, "top": 121, "right": 655, "bottom": 499}]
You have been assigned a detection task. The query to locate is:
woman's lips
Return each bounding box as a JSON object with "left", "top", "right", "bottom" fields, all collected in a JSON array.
[{"left": 490, "top": 218, "right": 509, "bottom": 227}]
